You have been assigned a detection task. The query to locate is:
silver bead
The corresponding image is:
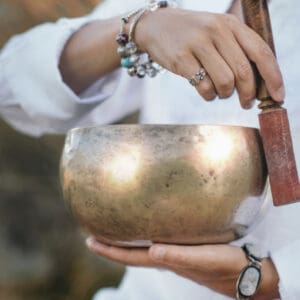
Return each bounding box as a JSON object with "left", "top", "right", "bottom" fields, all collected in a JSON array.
[
  {"left": 137, "top": 65, "right": 146, "bottom": 78},
  {"left": 169, "top": 0, "right": 179, "bottom": 8},
  {"left": 126, "top": 42, "right": 138, "bottom": 55},
  {"left": 144, "top": 62, "right": 152, "bottom": 69},
  {"left": 146, "top": 67, "right": 158, "bottom": 78},
  {"left": 129, "top": 54, "right": 140, "bottom": 64},
  {"left": 117, "top": 46, "right": 127, "bottom": 57},
  {"left": 148, "top": 1, "right": 160, "bottom": 11},
  {"left": 127, "top": 66, "right": 137, "bottom": 77}
]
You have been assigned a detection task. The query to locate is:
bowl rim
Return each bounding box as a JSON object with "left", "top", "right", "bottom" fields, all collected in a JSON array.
[{"left": 67, "top": 124, "right": 260, "bottom": 135}]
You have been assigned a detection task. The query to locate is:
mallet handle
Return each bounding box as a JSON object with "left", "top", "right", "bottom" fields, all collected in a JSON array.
[{"left": 241, "top": 0, "right": 280, "bottom": 110}]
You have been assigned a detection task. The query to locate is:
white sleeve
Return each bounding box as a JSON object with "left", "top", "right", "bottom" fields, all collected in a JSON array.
[
  {"left": 0, "top": 0, "right": 143, "bottom": 136},
  {"left": 268, "top": 2, "right": 300, "bottom": 298},
  {"left": 271, "top": 240, "right": 300, "bottom": 300}
]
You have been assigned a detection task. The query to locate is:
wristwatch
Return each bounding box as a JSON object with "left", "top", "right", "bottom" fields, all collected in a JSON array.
[{"left": 236, "top": 244, "right": 262, "bottom": 300}]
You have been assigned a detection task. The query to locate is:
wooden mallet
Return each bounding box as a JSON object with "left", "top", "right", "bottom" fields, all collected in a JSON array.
[{"left": 241, "top": 0, "right": 300, "bottom": 206}]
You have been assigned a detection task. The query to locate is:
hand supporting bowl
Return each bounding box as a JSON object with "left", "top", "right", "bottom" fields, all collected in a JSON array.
[{"left": 60, "top": 125, "right": 269, "bottom": 247}]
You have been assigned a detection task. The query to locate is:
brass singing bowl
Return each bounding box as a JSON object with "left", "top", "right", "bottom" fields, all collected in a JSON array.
[{"left": 60, "top": 125, "right": 269, "bottom": 247}]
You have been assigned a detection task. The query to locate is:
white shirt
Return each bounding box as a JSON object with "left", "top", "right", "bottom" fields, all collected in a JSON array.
[{"left": 1, "top": 0, "right": 300, "bottom": 299}]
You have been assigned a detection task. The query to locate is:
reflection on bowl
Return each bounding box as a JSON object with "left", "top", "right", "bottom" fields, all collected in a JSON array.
[{"left": 60, "top": 125, "right": 268, "bottom": 247}]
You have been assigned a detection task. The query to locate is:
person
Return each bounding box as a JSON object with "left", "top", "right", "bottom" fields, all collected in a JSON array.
[{"left": 0, "top": 0, "right": 299, "bottom": 299}]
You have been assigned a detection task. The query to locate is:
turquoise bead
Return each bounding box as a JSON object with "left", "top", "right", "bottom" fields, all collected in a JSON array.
[{"left": 121, "top": 57, "right": 133, "bottom": 68}]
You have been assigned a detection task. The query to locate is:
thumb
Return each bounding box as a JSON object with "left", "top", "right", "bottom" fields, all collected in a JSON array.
[
  {"left": 149, "top": 244, "right": 248, "bottom": 272},
  {"left": 149, "top": 244, "right": 199, "bottom": 268}
]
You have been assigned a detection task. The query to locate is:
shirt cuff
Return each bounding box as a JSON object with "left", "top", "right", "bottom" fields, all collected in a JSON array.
[
  {"left": 1, "top": 15, "right": 118, "bottom": 124},
  {"left": 78, "top": 69, "right": 121, "bottom": 104},
  {"left": 271, "top": 239, "right": 300, "bottom": 300}
]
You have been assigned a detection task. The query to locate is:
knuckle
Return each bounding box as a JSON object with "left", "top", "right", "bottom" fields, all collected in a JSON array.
[
  {"left": 223, "top": 13, "right": 239, "bottom": 27},
  {"left": 170, "top": 50, "right": 189, "bottom": 75},
  {"left": 271, "top": 73, "right": 284, "bottom": 90},
  {"left": 195, "top": 43, "right": 211, "bottom": 56},
  {"left": 240, "top": 91, "right": 256, "bottom": 105},
  {"left": 270, "top": 80, "right": 284, "bottom": 93},
  {"left": 200, "top": 81, "right": 213, "bottom": 94},
  {"left": 258, "top": 43, "right": 273, "bottom": 58},
  {"left": 198, "top": 82, "right": 215, "bottom": 100},
  {"left": 170, "top": 60, "right": 181, "bottom": 75},
  {"left": 205, "top": 15, "right": 223, "bottom": 33},
  {"left": 174, "top": 49, "right": 189, "bottom": 62},
  {"left": 236, "top": 62, "right": 252, "bottom": 81},
  {"left": 218, "top": 75, "right": 235, "bottom": 97},
  {"left": 264, "top": 70, "right": 283, "bottom": 92},
  {"left": 191, "top": 29, "right": 208, "bottom": 44},
  {"left": 274, "top": 79, "right": 284, "bottom": 91}
]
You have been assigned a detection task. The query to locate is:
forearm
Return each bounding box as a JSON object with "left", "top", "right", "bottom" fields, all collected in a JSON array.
[{"left": 59, "top": 17, "right": 121, "bottom": 94}]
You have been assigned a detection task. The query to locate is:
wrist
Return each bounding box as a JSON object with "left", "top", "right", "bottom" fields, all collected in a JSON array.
[
  {"left": 134, "top": 6, "right": 177, "bottom": 53},
  {"left": 133, "top": 9, "right": 151, "bottom": 53},
  {"left": 117, "top": 1, "right": 175, "bottom": 79},
  {"left": 255, "top": 258, "right": 280, "bottom": 300}
]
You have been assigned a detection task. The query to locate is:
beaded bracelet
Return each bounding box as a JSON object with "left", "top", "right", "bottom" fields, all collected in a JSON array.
[
  {"left": 147, "top": 0, "right": 178, "bottom": 11},
  {"left": 116, "top": 1, "right": 175, "bottom": 79}
]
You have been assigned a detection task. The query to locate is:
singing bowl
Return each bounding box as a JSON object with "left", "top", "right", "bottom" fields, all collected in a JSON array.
[{"left": 60, "top": 125, "right": 269, "bottom": 247}]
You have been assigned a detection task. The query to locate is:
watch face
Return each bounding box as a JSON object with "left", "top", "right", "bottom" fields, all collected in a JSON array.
[{"left": 238, "top": 266, "right": 261, "bottom": 297}]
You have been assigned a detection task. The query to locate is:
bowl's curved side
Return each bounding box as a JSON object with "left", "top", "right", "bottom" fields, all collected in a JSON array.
[{"left": 60, "top": 125, "right": 268, "bottom": 246}]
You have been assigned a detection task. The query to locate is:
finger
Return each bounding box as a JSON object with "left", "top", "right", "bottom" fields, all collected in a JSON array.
[
  {"left": 149, "top": 244, "right": 214, "bottom": 269},
  {"left": 149, "top": 244, "right": 247, "bottom": 274},
  {"left": 86, "top": 237, "right": 158, "bottom": 267},
  {"left": 170, "top": 52, "right": 217, "bottom": 101},
  {"left": 214, "top": 31, "right": 256, "bottom": 109},
  {"left": 232, "top": 21, "right": 285, "bottom": 102},
  {"left": 193, "top": 69, "right": 217, "bottom": 102},
  {"left": 194, "top": 44, "right": 235, "bottom": 99}
]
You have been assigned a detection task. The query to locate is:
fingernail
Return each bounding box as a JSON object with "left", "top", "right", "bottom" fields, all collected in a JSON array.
[
  {"left": 244, "top": 99, "right": 255, "bottom": 110},
  {"left": 274, "top": 85, "right": 285, "bottom": 102},
  {"left": 86, "top": 237, "right": 95, "bottom": 249},
  {"left": 151, "top": 246, "right": 166, "bottom": 261},
  {"left": 86, "top": 238, "right": 107, "bottom": 253},
  {"left": 208, "top": 93, "right": 217, "bottom": 102}
]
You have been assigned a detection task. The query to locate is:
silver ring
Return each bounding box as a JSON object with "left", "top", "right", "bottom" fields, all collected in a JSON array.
[{"left": 189, "top": 68, "right": 207, "bottom": 86}]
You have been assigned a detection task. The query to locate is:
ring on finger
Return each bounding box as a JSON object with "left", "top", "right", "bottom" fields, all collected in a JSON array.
[{"left": 188, "top": 68, "right": 207, "bottom": 86}]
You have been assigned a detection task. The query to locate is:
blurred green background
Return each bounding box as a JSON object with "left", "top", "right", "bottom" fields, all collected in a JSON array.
[{"left": 0, "top": 1, "right": 131, "bottom": 299}]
